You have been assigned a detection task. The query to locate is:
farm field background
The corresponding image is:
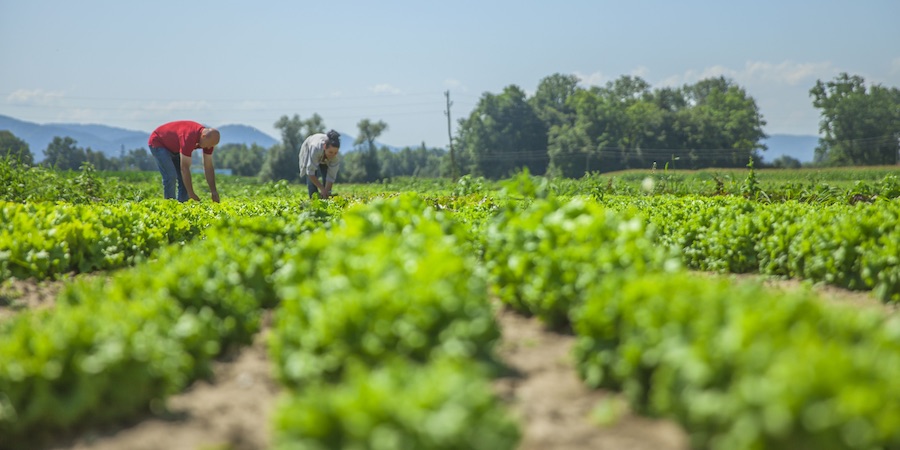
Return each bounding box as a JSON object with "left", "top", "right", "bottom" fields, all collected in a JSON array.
[{"left": 2, "top": 162, "right": 900, "bottom": 450}]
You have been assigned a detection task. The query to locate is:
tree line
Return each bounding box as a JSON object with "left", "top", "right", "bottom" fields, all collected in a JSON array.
[
  {"left": 455, "top": 72, "right": 899, "bottom": 178},
  {"left": 2, "top": 72, "right": 897, "bottom": 181}
]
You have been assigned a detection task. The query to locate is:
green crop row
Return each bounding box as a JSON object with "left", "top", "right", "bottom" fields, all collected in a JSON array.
[
  {"left": 269, "top": 194, "right": 519, "bottom": 449},
  {"left": 481, "top": 193, "right": 900, "bottom": 449},
  {"left": 0, "top": 200, "right": 224, "bottom": 281},
  {"left": 0, "top": 215, "right": 313, "bottom": 446},
  {"left": 483, "top": 195, "right": 679, "bottom": 329},
  {"left": 0, "top": 197, "right": 342, "bottom": 282},
  {"left": 573, "top": 272, "right": 900, "bottom": 450},
  {"left": 1, "top": 194, "right": 519, "bottom": 449},
  {"left": 613, "top": 196, "right": 900, "bottom": 302}
]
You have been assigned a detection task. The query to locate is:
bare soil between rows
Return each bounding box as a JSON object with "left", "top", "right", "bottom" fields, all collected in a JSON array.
[{"left": 1, "top": 273, "right": 893, "bottom": 450}]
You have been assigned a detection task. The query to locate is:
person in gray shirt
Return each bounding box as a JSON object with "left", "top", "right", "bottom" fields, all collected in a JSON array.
[{"left": 298, "top": 129, "right": 341, "bottom": 199}]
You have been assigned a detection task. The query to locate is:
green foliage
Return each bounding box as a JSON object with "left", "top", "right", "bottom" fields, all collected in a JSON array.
[
  {"left": 0, "top": 294, "right": 202, "bottom": 444},
  {"left": 612, "top": 195, "right": 900, "bottom": 301},
  {"left": 484, "top": 195, "right": 680, "bottom": 329},
  {"left": 0, "top": 158, "right": 148, "bottom": 203},
  {"left": 4, "top": 163, "right": 900, "bottom": 449},
  {"left": 215, "top": 143, "right": 266, "bottom": 176},
  {"left": 258, "top": 143, "right": 299, "bottom": 183},
  {"left": 0, "top": 200, "right": 212, "bottom": 280},
  {"left": 572, "top": 272, "right": 900, "bottom": 450},
  {"left": 0, "top": 131, "right": 33, "bottom": 166},
  {"left": 42, "top": 137, "right": 87, "bottom": 171},
  {"left": 740, "top": 156, "right": 762, "bottom": 200},
  {"left": 457, "top": 85, "right": 549, "bottom": 178},
  {"left": 0, "top": 213, "right": 311, "bottom": 445},
  {"left": 271, "top": 197, "right": 497, "bottom": 387},
  {"left": 273, "top": 359, "right": 520, "bottom": 450},
  {"left": 529, "top": 73, "right": 579, "bottom": 131},
  {"left": 539, "top": 75, "right": 768, "bottom": 176},
  {"left": 498, "top": 168, "right": 552, "bottom": 200},
  {"left": 811, "top": 73, "right": 900, "bottom": 166}
]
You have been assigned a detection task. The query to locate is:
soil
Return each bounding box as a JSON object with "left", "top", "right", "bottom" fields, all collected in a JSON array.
[{"left": 0, "top": 274, "right": 893, "bottom": 450}]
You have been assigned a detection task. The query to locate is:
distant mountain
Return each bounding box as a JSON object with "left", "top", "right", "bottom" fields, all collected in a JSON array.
[
  {"left": 216, "top": 124, "right": 278, "bottom": 148},
  {"left": 760, "top": 134, "right": 819, "bottom": 163},
  {"left": 0, "top": 115, "right": 140, "bottom": 161},
  {"left": 0, "top": 115, "right": 281, "bottom": 161},
  {"left": 0, "top": 114, "right": 407, "bottom": 161}
]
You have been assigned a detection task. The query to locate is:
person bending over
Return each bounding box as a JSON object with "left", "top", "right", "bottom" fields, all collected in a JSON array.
[
  {"left": 148, "top": 120, "right": 221, "bottom": 202},
  {"left": 299, "top": 129, "right": 341, "bottom": 199}
]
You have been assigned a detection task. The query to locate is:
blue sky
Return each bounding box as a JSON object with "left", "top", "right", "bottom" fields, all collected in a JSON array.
[{"left": 1, "top": 0, "right": 898, "bottom": 148}]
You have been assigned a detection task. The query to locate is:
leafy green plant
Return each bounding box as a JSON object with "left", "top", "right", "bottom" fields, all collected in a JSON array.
[{"left": 273, "top": 358, "right": 520, "bottom": 450}]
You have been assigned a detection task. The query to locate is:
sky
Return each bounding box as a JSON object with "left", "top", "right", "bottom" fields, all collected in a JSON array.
[{"left": 1, "top": 0, "right": 899, "bottom": 149}]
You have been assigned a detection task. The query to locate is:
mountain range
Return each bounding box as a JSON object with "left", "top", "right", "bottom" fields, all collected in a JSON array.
[
  {"left": 0, "top": 114, "right": 403, "bottom": 161},
  {"left": 1, "top": 114, "right": 817, "bottom": 163}
]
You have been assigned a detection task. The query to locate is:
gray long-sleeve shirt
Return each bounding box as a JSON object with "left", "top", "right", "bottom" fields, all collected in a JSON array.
[{"left": 298, "top": 133, "right": 341, "bottom": 182}]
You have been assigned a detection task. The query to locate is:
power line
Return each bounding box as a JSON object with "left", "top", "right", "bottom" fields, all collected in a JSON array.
[{"left": 0, "top": 91, "right": 443, "bottom": 103}]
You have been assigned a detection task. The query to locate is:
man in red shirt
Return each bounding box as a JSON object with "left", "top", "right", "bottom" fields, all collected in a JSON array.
[{"left": 148, "top": 120, "right": 221, "bottom": 202}]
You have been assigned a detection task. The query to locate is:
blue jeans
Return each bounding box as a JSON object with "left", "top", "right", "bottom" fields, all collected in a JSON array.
[
  {"left": 150, "top": 147, "right": 188, "bottom": 202},
  {"left": 307, "top": 163, "right": 329, "bottom": 198}
]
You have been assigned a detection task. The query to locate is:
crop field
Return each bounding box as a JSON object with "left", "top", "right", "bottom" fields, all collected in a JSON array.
[{"left": 1, "top": 161, "right": 900, "bottom": 450}]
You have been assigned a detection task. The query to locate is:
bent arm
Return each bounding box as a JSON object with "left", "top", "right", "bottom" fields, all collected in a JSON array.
[{"left": 308, "top": 174, "right": 327, "bottom": 194}]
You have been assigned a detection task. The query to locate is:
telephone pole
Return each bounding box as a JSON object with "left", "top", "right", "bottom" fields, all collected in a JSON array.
[{"left": 444, "top": 90, "right": 459, "bottom": 181}]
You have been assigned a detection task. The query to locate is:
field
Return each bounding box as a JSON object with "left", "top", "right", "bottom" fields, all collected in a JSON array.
[{"left": 2, "top": 163, "right": 900, "bottom": 450}]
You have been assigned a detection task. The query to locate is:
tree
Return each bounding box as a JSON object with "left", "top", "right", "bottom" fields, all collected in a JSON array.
[
  {"left": 303, "top": 113, "right": 327, "bottom": 136},
  {"left": 529, "top": 73, "right": 581, "bottom": 131},
  {"left": 457, "top": 85, "right": 548, "bottom": 179},
  {"left": 84, "top": 148, "right": 115, "bottom": 170},
  {"left": 591, "top": 76, "right": 655, "bottom": 171},
  {"left": 216, "top": 143, "right": 267, "bottom": 177},
  {"left": 355, "top": 119, "right": 388, "bottom": 182},
  {"left": 810, "top": 73, "right": 900, "bottom": 166},
  {"left": 259, "top": 114, "right": 305, "bottom": 182},
  {"left": 546, "top": 122, "right": 594, "bottom": 177},
  {"left": 118, "top": 148, "right": 157, "bottom": 171},
  {"left": 0, "top": 130, "right": 33, "bottom": 165},
  {"left": 681, "top": 77, "right": 768, "bottom": 168},
  {"left": 43, "top": 136, "right": 86, "bottom": 170},
  {"left": 770, "top": 155, "right": 802, "bottom": 169}
]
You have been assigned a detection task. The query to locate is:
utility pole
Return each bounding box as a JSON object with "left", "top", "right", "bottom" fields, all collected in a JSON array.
[{"left": 444, "top": 90, "right": 458, "bottom": 181}]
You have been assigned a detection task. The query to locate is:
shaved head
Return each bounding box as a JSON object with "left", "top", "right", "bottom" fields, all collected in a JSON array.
[{"left": 200, "top": 127, "right": 220, "bottom": 148}]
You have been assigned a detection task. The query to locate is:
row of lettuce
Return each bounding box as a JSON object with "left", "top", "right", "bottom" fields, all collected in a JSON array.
[
  {"left": 0, "top": 197, "right": 347, "bottom": 281},
  {"left": 9, "top": 186, "right": 896, "bottom": 303},
  {"left": 609, "top": 195, "right": 900, "bottom": 302},
  {"left": 486, "top": 194, "right": 900, "bottom": 449},
  {"left": 0, "top": 196, "right": 519, "bottom": 449},
  {"left": 2, "top": 191, "right": 900, "bottom": 448}
]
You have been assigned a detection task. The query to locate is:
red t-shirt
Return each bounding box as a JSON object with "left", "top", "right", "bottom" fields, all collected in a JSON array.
[{"left": 148, "top": 120, "right": 214, "bottom": 156}]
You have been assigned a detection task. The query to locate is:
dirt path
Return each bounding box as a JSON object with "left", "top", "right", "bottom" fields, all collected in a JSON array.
[
  {"left": 40, "top": 312, "right": 279, "bottom": 450},
  {"left": 492, "top": 306, "right": 689, "bottom": 450}
]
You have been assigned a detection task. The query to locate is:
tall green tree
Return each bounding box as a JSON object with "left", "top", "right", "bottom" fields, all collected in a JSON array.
[
  {"left": 529, "top": 73, "right": 580, "bottom": 132},
  {"left": 810, "top": 73, "right": 900, "bottom": 166},
  {"left": 680, "top": 77, "right": 768, "bottom": 168},
  {"left": 260, "top": 114, "right": 305, "bottom": 182},
  {"left": 0, "top": 130, "right": 33, "bottom": 165},
  {"left": 304, "top": 113, "right": 327, "bottom": 135},
  {"left": 546, "top": 122, "right": 595, "bottom": 177},
  {"left": 457, "top": 85, "right": 548, "bottom": 179},
  {"left": 547, "top": 78, "right": 648, "bottom": 175},
  {"left": 43, "top": 136, "right": 86, "bottom": 170},
  {"left": 592, "top": 76, "right": 654, "bottom": 171},
  {"left": 355, "top": 119, "right": 388, "bottom": 182}
]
